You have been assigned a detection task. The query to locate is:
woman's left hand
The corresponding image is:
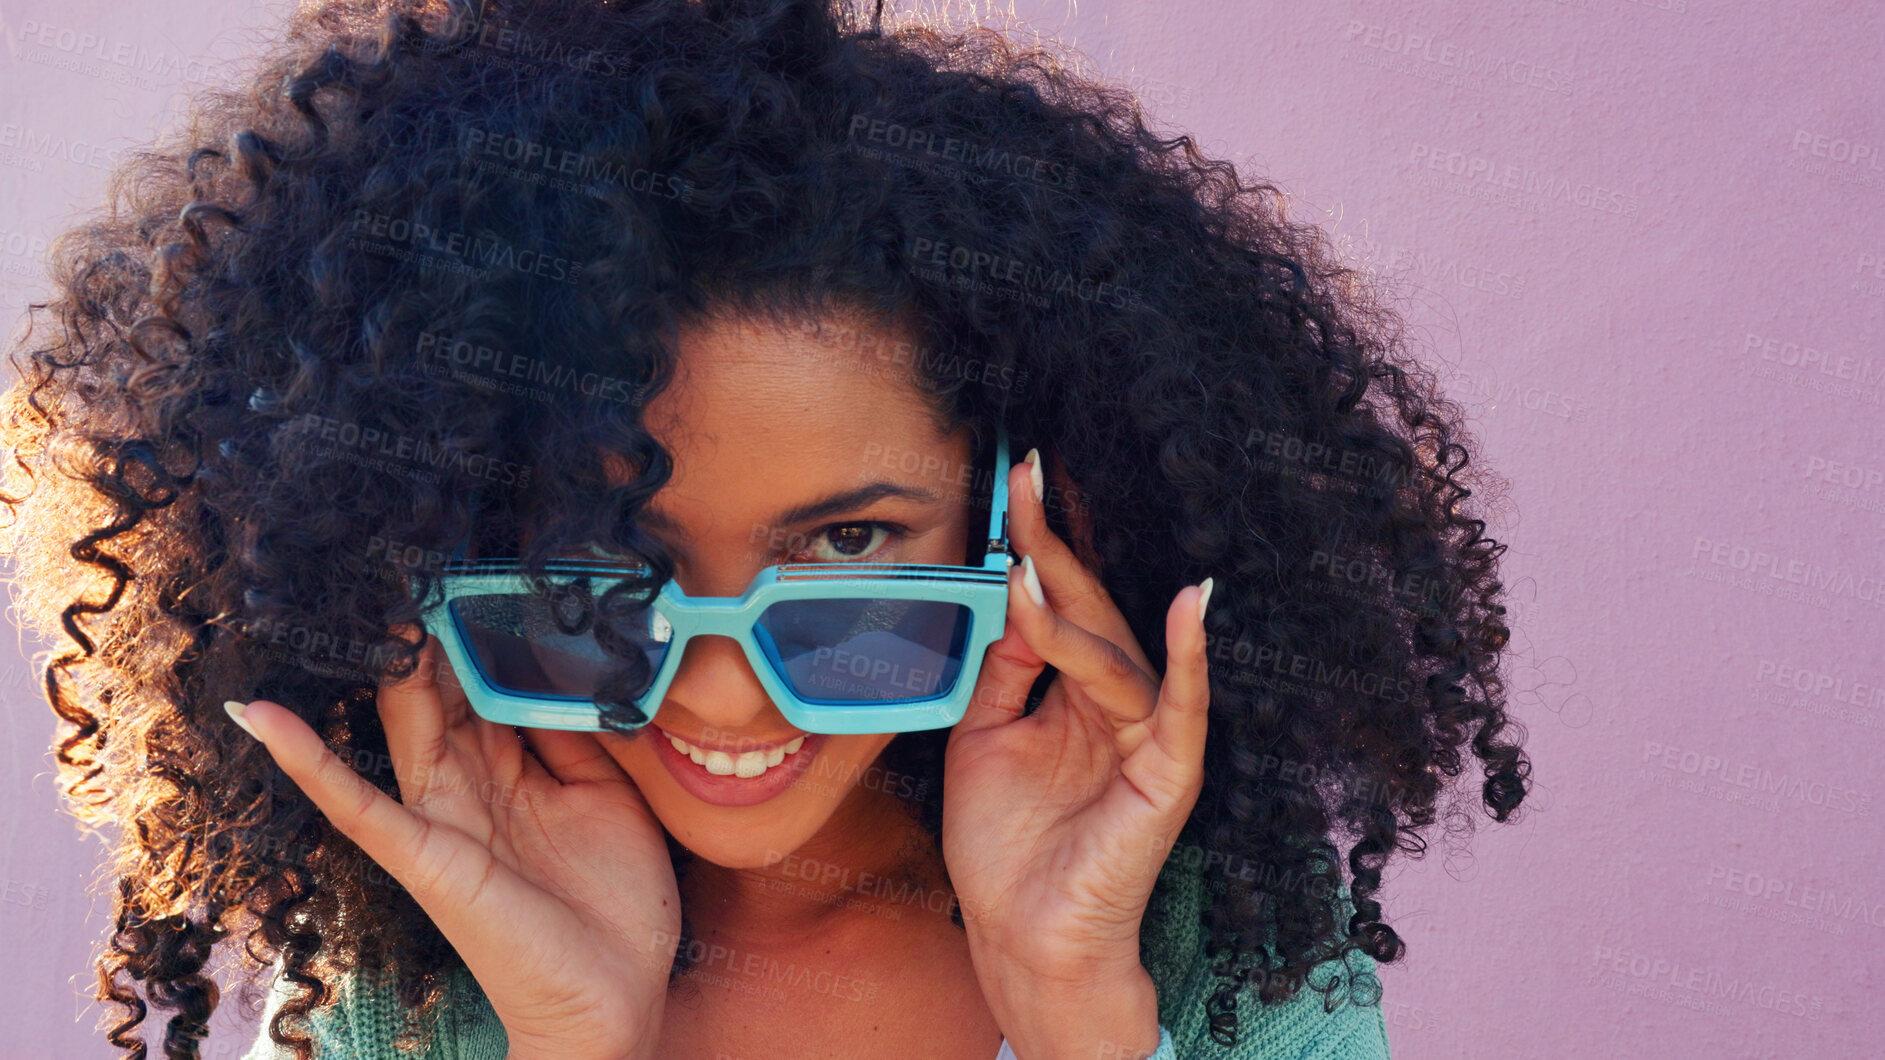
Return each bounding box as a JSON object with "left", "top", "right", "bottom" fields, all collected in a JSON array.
[{"left": 943, "top": 447, "right": 1212, "bottom": 1059}]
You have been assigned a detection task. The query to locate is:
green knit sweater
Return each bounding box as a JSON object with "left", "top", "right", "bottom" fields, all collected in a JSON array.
[{"left": 239, "top": 849, "right": 1389, "bottom": 1059}]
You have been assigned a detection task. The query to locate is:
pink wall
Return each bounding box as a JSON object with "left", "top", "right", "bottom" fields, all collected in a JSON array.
[{"left": 2, "top": 1, "right": 1879, "bottom": 1056}]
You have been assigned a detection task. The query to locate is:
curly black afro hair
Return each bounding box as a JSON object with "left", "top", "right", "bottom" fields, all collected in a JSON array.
[{"left": 0, "top": 0, "right": 1530, "bottom": 1055}]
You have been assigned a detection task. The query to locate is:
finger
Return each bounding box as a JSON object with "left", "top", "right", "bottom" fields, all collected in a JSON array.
[
  {"left": 231, "top": 699, "right": 568, "bottom": 957},
  {"left": 473, "top": 713, "right": 529, "bottom": 788},
  {"left": 1008, "top": 449, "right": 1151, "bottom": 674},
  {"left": 1120, "top": 580, "right": 1213, "bottom": 777},
  {"left": 951, "top": 559, "right": 1051, "bottom": 735},
  {"left": 376, "top": 627, "right": 469, "bottom": 797},
  {"left": 231, "top": 698, "right": 438, "bottom": 886},
  {"left": 524, "top": 727, "right": 634, "bottom": 785},
  {"left": 1006, "top": 551, "right": 1159, "bottom": 726},
  {"left": 1088, "top": 587, "right": 1211, "bottom": 855},
  {"left": 475, "top": 720, "right": 558, "bottom": 816},
  {"left": 511, "top": 732, "right": 559, "bottom": 789}
]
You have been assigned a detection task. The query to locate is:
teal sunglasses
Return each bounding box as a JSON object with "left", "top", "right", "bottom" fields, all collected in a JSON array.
[{"left": 415, "top": 425, "right": 1015, "bottom": 735}]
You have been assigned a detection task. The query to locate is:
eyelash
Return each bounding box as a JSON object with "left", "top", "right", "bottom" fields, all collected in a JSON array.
[{"left": 784, "top": 520, "right": 907, "bottom": 563}]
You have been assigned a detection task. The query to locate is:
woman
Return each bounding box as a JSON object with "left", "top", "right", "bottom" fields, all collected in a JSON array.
[{"left": 0, "top": 0, "right": 1530, "bottom": 1057}]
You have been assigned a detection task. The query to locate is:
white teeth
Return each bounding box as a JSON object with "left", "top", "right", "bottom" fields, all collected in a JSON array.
[{"left": 665, "top": 731, "right": 807, "bottom": 778}]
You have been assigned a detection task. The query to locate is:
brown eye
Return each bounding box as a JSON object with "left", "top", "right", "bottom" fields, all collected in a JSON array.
[{"left": 798, "top": 522, "right": 896, "bottom": 563}]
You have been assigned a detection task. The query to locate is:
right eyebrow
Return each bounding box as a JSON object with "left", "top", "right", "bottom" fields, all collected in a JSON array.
[{"left": 634, "top": 479, "right": 945, "bottom": 539}]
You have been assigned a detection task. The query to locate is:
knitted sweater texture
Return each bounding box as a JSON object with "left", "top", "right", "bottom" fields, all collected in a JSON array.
[{"left": 240, "top": 850, "right": 1389, "bottom": 1059}]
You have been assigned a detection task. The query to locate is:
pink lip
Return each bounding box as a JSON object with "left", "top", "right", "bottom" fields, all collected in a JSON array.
[{"left": 651, "top": 726, "right": 827, "bottom": 808}]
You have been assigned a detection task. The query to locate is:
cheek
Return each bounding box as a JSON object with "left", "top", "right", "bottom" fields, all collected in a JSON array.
[{"left": 597, "top": 730, "right": 658, "bottom": 780}]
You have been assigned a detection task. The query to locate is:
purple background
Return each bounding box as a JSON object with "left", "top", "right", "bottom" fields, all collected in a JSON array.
[{"left": 2, "top": 1, "right": 1880, "bottom": 1057}]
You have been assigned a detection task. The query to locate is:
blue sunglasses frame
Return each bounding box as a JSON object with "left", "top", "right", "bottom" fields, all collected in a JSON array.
[{"left": 415, "top": 425, "right": 1015, "bottom": 735}]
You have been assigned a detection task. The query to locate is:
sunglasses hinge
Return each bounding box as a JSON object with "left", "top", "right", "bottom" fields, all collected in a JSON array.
[{"left": 986, "top": 510, "right": 1010, "bottom": 565}]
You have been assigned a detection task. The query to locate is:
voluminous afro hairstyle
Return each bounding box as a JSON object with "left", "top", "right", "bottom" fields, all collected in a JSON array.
[{"left": 0, "top": 0, "right": 1530, "bottom": 1055}]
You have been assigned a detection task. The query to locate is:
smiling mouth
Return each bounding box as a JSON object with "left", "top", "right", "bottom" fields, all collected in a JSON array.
[{"left": 656, "top": 727, "right": 809, "bottom": 778}]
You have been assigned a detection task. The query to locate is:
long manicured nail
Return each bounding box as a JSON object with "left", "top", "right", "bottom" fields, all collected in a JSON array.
[
  {"left": 224, "top": 699, "right": 260, "bottom": 740},
  {"left": 1197, "top": 577, "right": 1214, "bottom": 625},
  {"left": 1024, "top": 447, "right": 1043, "bottom": 504},
  {"left": 1021, "top": 553, "right": 1046, "bottom": 609}
]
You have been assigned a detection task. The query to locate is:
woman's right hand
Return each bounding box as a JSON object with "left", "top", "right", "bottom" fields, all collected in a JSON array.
[{"left": 230, "top": 625, "right": 680, "bottom": 1060}]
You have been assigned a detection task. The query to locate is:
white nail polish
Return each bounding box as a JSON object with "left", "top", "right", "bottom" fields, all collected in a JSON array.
[
  {"left": 1197, "top": 577, "right": 1214, "bottom": 624},
  {"left": 224, "top": 699, "right": 260, "bottom": 740},
  {"left": 1025, "top": 447, "right": 1044, "bottom": 504},
  {"left": 1021, "top": 554, "right": 1046, "bottom": 609}
]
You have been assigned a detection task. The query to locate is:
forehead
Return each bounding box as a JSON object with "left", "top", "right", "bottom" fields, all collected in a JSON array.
[
  {"left": 651, "top": 312, "right": 935, "bottom": 436},
  {"left": 608, "top": 311, "right": 972, "bottom": 528}
]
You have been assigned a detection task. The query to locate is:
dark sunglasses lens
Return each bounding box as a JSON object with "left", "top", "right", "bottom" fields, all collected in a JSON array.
[
  {"left": 448, "top": 593, "right": 670, "bottom": 699},
  {"left": 754, "top": 598, "right": 971, "bottom": 704}
]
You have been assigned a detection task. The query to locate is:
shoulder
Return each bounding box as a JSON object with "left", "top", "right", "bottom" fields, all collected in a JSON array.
[
  {"left": 240, "top": 959, "right": 508, "bottom": 1060},
  {"left": 1139, "top": 849, "right": 1391, "bottom": 1059}
]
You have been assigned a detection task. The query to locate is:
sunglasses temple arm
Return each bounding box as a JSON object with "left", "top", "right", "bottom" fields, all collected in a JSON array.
[{"left": 986, "top": 424, "right": 1011, "bottom": 569}]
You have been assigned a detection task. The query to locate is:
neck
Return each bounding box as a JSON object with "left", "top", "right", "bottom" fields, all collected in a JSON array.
[{"left": 678, "top": 783, "right": 950, "bottom": 947}]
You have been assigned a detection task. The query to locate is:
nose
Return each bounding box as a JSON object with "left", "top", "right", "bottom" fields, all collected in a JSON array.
[
  {"left": 644, "top": 554, "right": 799, "bottom": 735},
  {"left": 657, "top": 633, "right": 782, "bottom": 733}
]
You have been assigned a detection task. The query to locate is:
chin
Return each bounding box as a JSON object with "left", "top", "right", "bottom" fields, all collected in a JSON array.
[
  {"left": 670, "top": 821, "right": 823, "bottom": 870},
  {"left": 657, "top": 790, "right": 823, "bottom": 862}
]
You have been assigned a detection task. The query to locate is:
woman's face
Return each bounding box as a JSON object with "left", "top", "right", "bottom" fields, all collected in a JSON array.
[{"left": 546, "top": 311, "right": 975, "bottom": 869}]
